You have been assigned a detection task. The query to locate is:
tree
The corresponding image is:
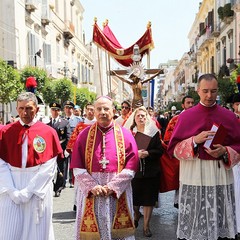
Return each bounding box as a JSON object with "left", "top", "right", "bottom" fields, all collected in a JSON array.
[
  {"left": 55, "top": 78, "right": 73, "bottom": 105},
  {"left": 218, "top": 76, "right": 237, "bottom": 105},
  {"left": 41, "top": 78, "right": 58, "bottom": 104},
  {"left": 20, "top": 66, "right": 48, "bottom": 93},
  {"left": 0, "top": 59, "right": 23, "bottom": 104},
  {"left": 75, "top": 87, "right": 97, "bottom": 109}
]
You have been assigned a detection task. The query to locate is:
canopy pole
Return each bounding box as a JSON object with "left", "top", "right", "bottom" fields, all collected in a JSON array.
[
  {"left": 147, "top": 51, "right": 150, "bottom": 107},
  {"left": 97, "top": 47, "right": 103, "bottom": 95},
  {"left": 108, "top": 54, "right": 112, "bottom": 98}
]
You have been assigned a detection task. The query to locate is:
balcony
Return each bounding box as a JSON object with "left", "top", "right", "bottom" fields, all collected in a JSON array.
[
  {"left": 211, "top": 24, "right": 220, "bottom": 37},
  {"left": 197, "top": 29, "right": 214, "bottom": 50},
  {"left": 25, "top": 0, "right": 38, "bottom": 12},
  {"left": 63, "top": 20, "right": 75, "bottom": 40},
  {"left": 41, "top": 3, "right": 51, "bottom": 26}
]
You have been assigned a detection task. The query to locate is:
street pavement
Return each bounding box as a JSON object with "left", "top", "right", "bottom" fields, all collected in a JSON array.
[{"left": 53, "top": 187, "right": 178, "bottom": 240}]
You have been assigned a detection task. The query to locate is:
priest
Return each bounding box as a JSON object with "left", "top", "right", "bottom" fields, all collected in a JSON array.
[
  {"left": 168, "top": 74, "right": 240, "bottom": 240},
  {"left": 0, "top": 92, "right": 63, "bottom": 240},
  {"left": 71, "top": 96, "right": 139, "bottom": 240}
]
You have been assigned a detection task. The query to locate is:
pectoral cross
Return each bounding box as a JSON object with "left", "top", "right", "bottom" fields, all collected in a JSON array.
[{"left": 99, "top": 156, "right": 109, "bottom": 169}]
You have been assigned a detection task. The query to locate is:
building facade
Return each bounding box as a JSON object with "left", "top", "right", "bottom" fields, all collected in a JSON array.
[{"left": 158, "top": 0, "right": 240, "bottom": 108}]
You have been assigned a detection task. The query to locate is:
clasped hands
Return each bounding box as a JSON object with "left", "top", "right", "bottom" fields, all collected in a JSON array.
[
  {"left": 91, "top": 185, "right": 114, "bottom": 197},
  {"left": 8, "top": 188, "right": 32, "bottom": 204},
  {"left": 193, "top": 130, "right": 227, "bottom": 158}
]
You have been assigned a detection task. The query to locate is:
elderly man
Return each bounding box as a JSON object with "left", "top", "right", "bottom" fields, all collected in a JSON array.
[
  {"left": 168, "top": 74, "right": 240, "bottom": 240},
  {"left": 0, "top": 92, "right": 62, "bottom": 240},
  {"left": 71, "top": 96, "right": 139, "bottom": 240}
]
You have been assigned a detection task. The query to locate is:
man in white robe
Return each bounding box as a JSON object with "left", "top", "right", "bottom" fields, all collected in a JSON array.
[
  {"left": 0, "top": 92, "right": 62, "bottom": 240},
  {"left": 168, "top": 74, "right": 240, "bottom": 240}
]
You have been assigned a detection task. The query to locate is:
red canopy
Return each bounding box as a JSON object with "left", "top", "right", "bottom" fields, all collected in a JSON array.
[{"left": 92, "top": 20, "right": 154, "bottom": 67}]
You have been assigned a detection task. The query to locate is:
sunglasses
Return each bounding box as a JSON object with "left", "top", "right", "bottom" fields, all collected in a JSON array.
[{"left": 121, "top": 106, "right": 130, "bottom": 110}]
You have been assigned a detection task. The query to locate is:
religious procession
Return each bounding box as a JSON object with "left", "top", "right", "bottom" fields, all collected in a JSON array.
[{"left": 1, "top": 0, "right": 240, "bottom": 240}]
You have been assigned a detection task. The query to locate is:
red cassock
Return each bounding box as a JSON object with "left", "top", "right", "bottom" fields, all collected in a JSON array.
[{"left": 158, "top": 115, "right": 180, "bottom": 193}]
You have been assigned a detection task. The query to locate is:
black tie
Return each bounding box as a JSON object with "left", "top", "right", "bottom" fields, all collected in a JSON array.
[
  {"left": 24, "top": 124, "right": 30, "bottom": 128},
  {"left": 53, "top": 119, "right": 56, "bottom": 125}
]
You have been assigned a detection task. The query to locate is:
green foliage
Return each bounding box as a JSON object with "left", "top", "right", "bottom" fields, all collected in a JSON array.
[
  {"left": 42, "top": 78, "right": 73, "bottom": 105},
  {"left": 55, "top": 78, "right": 73, "bottom": 105},
  {"left": 41, "top": 78, "right": 58, "bottom": 104},
  {"left": 217, "top": 77, "right": 236, "bottom": 104},
  {"left": 75, "top": 87, "right": 96, "bottom": 109},
  {"left": 187, "top": 89, "right": 200, "bottom": 104},
  {"left": 20, "top": 66, "right": 48, "bottom": 93},
  {"left": 0, "top": 59, "right": 23, "bottom": 103},
  {"left": 218, "top": 6, "right": 224, "bottom": 20},
  {"left": 223, "top": 3, "right": 234, "bottom": 18},
  {"left": 218, "top": 4, "right": 234, "bottom": 20}
]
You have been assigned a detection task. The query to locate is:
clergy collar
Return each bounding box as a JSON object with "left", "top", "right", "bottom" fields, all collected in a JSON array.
[
  {"left": 97, "top": 121, "right": 114, "bottom": 132},
  {"left": 19, "top": 117, "right": 37, "bottom": 127},
  {"left": 199, "top": 101, "right": 216, "bottom": 108}
]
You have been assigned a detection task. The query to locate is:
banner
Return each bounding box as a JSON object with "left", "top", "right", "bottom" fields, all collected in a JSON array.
[{"left": 92, "top": 21, "right": 154, "bottom": 67}]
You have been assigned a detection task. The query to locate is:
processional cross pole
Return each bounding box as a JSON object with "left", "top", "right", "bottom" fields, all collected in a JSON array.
[{"left": 110, "top": 44, "right": 163, "bottom": 110}]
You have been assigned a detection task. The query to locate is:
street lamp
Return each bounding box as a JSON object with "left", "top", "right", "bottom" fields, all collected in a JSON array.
[
  {"left": 58, "top": 61, "right": 77, "bottom": 78},
  {"left": 34, "top": 49, "right": 42, "bottom": 67}
]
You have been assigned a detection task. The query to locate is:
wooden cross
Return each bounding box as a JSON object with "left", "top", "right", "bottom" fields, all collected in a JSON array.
[{"left": 99, "top": 156, "right": 109, "bottom": 169}]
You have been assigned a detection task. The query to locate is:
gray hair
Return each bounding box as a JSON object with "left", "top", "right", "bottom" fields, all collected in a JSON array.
[{"left": 17, "top": 92, "right": 38, "bottom": 106}]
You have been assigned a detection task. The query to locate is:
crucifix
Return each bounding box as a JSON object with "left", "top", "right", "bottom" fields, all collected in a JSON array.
[
  {"left": 98, "top": 129, "right": 111, "bottom": 169},
  {"left": 99, "top": 156, "right": 109, "bottom": 170},
  {"left": 110, "top": 44, "right": 163, "bottom": 109}
]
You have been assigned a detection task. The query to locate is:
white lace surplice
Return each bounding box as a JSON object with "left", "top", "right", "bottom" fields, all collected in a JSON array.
[
  {"left": 74, "top": 169, "right": 135, "bottom": 240},
  {"left": 174, "top": 138, "right": 237, "bottom": 240}
]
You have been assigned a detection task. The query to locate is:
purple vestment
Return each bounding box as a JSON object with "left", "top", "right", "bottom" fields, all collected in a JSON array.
[
  {"left": 167, "top": 103, "right": 240, "bottom": 240},
  {"left": 71, "top": 124, "right": 139, "bottom": 172},
  {"left": 70, "top": 123, "right": 139, "bottom": 240},
  {"left": 168, "top": 103, "right": 240, "bottom": 159}
]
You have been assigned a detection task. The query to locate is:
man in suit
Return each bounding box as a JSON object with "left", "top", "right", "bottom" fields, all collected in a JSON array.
[
  {"left": 48, "top": 102, "right": 71, "bottom": 197},
  {"left": 63, "top": 100, "right": 83, "bottom": 187}
]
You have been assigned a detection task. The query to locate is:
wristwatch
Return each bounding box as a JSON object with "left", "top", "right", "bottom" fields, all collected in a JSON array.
[{"left": 222, "top": 151, "right": 228, "bottom": 164}]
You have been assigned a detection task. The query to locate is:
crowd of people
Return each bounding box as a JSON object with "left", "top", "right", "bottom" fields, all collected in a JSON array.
[{"left": 0, "top": 73, "right": 240, "bottom": 240}]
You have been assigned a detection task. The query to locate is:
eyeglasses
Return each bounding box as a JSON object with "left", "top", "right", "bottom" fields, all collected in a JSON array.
[{"left": 121, "top": 106, "right": 130, "bottom": 110}]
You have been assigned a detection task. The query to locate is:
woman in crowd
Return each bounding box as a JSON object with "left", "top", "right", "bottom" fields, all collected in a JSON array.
[{"left": 125, "top": 106, "right": 163, "bottom": 238}]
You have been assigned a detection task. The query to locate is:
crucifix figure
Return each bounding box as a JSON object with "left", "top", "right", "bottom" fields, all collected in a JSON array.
[
  {"left": 99, "top": 156, "right": 109, "bottom": 169},
  {"left": 110, "top": 44, "right": 163, "bottom": 109}
]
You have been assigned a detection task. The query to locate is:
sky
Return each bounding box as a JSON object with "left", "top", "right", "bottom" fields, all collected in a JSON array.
[{"left": 80, "top": 0, "right": 201, "bottom": 69}]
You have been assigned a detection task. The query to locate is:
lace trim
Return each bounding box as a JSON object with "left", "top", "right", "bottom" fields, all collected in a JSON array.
[{"left": 177, "top": 183, "right": 237, "bottom": 240}]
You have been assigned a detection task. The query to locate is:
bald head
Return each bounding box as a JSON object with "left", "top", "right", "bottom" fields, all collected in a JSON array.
[{"left": 94, "top": 96, "right": 114, "bottom": 127}]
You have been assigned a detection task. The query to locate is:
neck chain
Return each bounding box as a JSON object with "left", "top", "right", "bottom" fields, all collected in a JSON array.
[{"left": 97, "top": 126, "right": 113, "bottom": 169}]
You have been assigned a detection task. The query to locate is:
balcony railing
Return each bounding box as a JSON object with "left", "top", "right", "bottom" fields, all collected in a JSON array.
[
  {"left": 197, "top": 28, "right": 213, "bottom": 50},
  {"left": 63, "top": 20, "right": 75, "bottom": 39},
  {"left": 211, "top": 23, "right": 221, "bottom": 37}
]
